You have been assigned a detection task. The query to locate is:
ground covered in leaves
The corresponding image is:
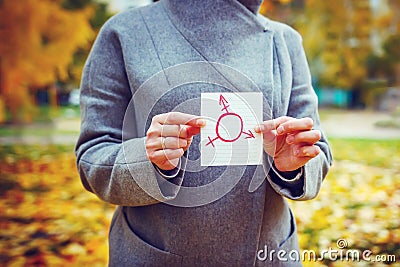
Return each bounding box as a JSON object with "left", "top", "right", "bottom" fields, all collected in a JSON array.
[
  {"left": 0, "top": 145, "right": 114, "bottom": 266},
  {"left": 290, "top": 139, "right": 400, "bottom": 266},
  {"left": 0, "top": 139, "right": 399, "bottom": 266}
]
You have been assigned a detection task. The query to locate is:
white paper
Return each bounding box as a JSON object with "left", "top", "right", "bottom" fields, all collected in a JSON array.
[{"left": 201, "top": 92, "right": 263, "bottom": 166}]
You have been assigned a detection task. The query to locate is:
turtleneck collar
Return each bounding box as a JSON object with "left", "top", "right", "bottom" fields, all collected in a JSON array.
[
  {"left": 160, "top": 0, "right": 273, "bottom": 67},
  {"left": 163, "top": 0, "right": 265, "bottom": 33}
]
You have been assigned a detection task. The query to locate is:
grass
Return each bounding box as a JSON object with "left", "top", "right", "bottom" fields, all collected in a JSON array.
[{"left": 328, "top": 138, "right": 400, "bottom": 169}]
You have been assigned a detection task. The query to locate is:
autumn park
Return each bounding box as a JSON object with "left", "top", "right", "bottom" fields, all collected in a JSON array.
[{"left": 0, "top": 0, "right": 399, "bottom": 266}]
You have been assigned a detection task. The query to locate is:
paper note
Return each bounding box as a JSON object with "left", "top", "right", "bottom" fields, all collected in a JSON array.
[{"left": 201, "top": 92, "right": 263, "bottom": 166}]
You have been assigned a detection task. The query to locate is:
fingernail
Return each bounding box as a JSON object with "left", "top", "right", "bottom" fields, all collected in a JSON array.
[
  {"left": 277, "top": 126, "right": 284, "bottom": 134},
  {"left": 254, "top": 125, "right": 263, "bottom": 133},
  {"left": 197, "top": 119, "right": 206, "bottom": 127}
]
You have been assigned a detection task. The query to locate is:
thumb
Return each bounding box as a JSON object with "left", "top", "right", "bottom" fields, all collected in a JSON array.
[{"left": 254, "top": 124, "right": 277, "bottom": 144}]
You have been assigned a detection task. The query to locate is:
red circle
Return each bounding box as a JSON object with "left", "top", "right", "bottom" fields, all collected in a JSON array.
[{"left": 215, "top": 112, "right": 243, "bottom": 142}]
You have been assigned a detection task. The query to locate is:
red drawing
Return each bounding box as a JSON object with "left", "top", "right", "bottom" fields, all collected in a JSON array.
[{"left": 206, "top": 94, "right": 256, "bottom": 148}]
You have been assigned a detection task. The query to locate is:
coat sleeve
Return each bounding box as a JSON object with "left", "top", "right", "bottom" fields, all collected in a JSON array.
[
  {"left": 266, "top": 28, "right": 333, "bottom": 200},
  {"left": 75, "top": 18, "right": 185, "bottom": 207}
]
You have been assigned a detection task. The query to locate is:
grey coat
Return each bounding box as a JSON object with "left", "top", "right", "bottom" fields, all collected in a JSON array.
[{"left": 75, "top": 0, "right": 333, "bottom": 266}]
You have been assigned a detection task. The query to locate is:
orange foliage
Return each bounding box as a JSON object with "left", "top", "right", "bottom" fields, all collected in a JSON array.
[
  {"left": 259, "top": 0, "right": 274, "bottom": 13},
  {"left": 0, "top": 0, "right": 94, "bottom": 123},
  {"left": 0, "top": 146, "right": 114, "bottom": 266},
  {"left": 260, "top": 0, "right": 293, "bottom": 13},
  {"left": 296, "top": 0, "right": 374, "bottom": 89}
]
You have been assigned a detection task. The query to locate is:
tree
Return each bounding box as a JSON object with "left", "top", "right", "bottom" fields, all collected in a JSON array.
[
  {"left": 260, "top": 0, "right": 295, "bottom": 12},
  {"left": 295, "top": 0, "right": 373, "bottom": 90},
  {"left": 0, "top": 0, "right": 95, "bottom": 123},
  {"left": 383, "top": 34, "right": 400, "bottom": 63}
]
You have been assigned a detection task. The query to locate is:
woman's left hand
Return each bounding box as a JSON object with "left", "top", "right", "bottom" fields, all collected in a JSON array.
[{"left": 255, "top": 116, "right": 321, "bottom": 172}]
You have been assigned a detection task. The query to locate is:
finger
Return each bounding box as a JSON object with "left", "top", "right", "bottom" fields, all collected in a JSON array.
[
  {"left": 263, "top": 129, "right": 277, "bottom": 145},
  {"left": 160, "top": 137, "right": 188, "bottom": 150},
  {"left": 255, "top": 117, "right": 293, "bottom": 145},
  {"left": 183, "top": 136, "right": 193, "bottom": 151},
  {"left": 146, "top": 125, "right": 161, "bottom": 138},
  {"left": 293, "top": 144, "right": 320, "bottom": 158},
  {"left": 162, "top": 125, "right": 201, "bottom": 139},
  {"left": 157, "top": 158, "right": 180, "bottom": 171},
  {"left": 263, "top": 132, "right": 277, "bottom": 155},
  {"left": 148, "top": 125, "right": 201, "bottom": 139},
  {"left": 147, "top": 148, "right": 185, "bottom": 164},
  {"left": 286, "top": 130, "right": 321, "bottom": 145},
  {"left": 146, "top": 137, "right": 187, "bottom": 150},
  {"left": 277, "top": 117, "right": 314, "bottom": 135},
  {"left": 153, "top": 112, "right": 205, "bottom": 127},
  {"left": 254, "top": 116, "right": 294, "bottom": 133},
  {"left": 160, "top": 125, "right": 182, "bottom": 137}
]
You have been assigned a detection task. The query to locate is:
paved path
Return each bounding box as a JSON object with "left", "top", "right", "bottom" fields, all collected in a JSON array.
[
  {"left": 0, "top": 111, "right": 399, "bottom": 145},
  {"left": 0, "top": 134, "right": 79, "bottom": 145},
  {"left": 0, "top": 119, "right": 80, "bottom": 145}
]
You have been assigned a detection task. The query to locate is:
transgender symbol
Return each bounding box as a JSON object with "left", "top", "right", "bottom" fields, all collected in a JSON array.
[{"left": 206, "top": 94, "right": 255, "bottom": 148}]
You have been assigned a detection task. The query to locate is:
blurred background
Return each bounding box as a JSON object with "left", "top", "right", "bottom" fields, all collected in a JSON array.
[{"left": 0, "top": 0, "right": 399, "bottom": 266}]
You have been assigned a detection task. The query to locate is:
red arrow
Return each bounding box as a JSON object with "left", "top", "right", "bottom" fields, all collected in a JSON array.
[
  {"left": 219, "top": 94, "right": 230, "bottom": 113},
  {"left": 219, "top": 94, "right": 228, "bottom": 106},
  {"left": 242, "top": 130, "right": 255, "bottom": 139}
]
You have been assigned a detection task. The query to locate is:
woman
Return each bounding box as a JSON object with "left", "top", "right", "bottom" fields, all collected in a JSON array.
[{"left": 75, "top": 0, "right": 332, "bottom": 266}]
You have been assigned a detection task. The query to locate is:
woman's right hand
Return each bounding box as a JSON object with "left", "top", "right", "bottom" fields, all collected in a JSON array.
[{"left": 145, "top": 112, "right": 205, "bottom": 171}]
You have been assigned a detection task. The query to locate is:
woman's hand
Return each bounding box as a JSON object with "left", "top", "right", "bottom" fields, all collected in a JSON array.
[
  {"left": 255, "top": 116, "right": 321, "bottom": 172},
  {"left": 146, "top": 112, "right": 205, "bottom": 171}
]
